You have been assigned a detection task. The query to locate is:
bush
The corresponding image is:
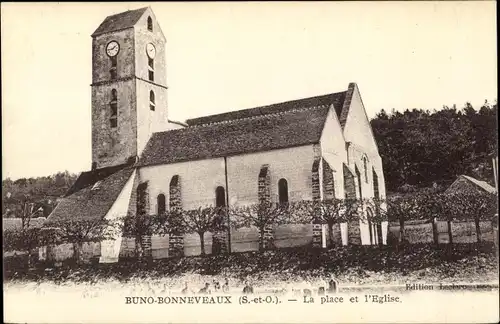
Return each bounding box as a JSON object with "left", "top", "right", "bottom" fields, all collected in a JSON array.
[{"left": 3, "top": 242, "right": 496, "bottom": 283}]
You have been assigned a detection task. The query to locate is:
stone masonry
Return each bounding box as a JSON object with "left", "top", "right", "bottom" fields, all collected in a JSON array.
[
  {"left": 322, "top": 158, "right": 335, "bottom": 201},
  {"left": 311, "top": 157, "right": 322, "bottom": 248},
  {"left": 343, "top": 164, "right": 357, "bottom": 199},
  {"left": 168, "top": 175, "right": 184, "bottom": 257},
  {"left": 258, "top": 164, "right": 274, "bottom": 250},
  {"left": 136, "top": 181, "right": 152, "bottom": 258}
]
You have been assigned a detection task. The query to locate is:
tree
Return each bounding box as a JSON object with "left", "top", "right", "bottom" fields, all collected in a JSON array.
[
  {"left": 370, "top": 103, "right": 497, "bottom": 191},
  {"left": 122, "top": 212, "right": 155, "bottom": 261},
  {"left": 302, "top": 198, "right": 360, "bottom": 247},
  {"left": 183, "top": 206, "right": 221, "bottom": 256},
  {"left": 155, "top": 208, "right": 185, "bottom": 237},
  {"left": 416, "top": 192, "right": 455, "bottom": 244},
  {"left": 364, "top": 197, "right": 388, "bottom": 246},
  {"left": 155, "top": 208, "right": 186, "bottom": 258},
  {"left": 3, "top": 227, "right": 42, "bottom": 268},
  {"left": 451, "top": 191, "right": 497, "bottom": 242},
  {"left": 6, "top": 198, "right": 44, "bottom": 268},
  {"left": 386, "top": 195, "right": 420, "bottom": 244},
  {"left": 49, "top": 217, "right": 120, "bottom": 264},
  {"left": 230, "top": 202, "right": 290, "bottom": 251}
]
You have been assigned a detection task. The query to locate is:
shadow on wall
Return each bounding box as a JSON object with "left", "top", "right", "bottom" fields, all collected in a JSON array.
[
  {"left": 36, "top": 222, "right": 388, "bottom": 262},
  {"left": 119, "top": 224, "right": 316, "bottom": 259}
]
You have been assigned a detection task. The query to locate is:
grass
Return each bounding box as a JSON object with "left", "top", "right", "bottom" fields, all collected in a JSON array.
[{"left": 4, "top": 242, "right": 498, "bottom": 287}]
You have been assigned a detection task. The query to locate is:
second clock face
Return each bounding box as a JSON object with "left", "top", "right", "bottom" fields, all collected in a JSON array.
[
  {"left": 106, "top": 41, "right": 120, "bottom": 57},
  {"left": 146, "top": 43, "right": 156, "bottom": 59}
]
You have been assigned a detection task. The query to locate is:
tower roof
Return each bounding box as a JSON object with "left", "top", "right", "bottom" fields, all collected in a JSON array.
[{"left": 92, "top": 7, "right": 149, "bottom": 37}]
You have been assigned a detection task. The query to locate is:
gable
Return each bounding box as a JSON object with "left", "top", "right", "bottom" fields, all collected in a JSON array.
[
  {"left": 134, "top": 7, "right": 166, "bottom": 42},
  {"left": 320, "top": 105, "right": 347, "bottom": 165},
  {"left": 341, "top": 83, "right": 379, "bottom": 155},
  {"left": 446, "top": 175, "right": 496, "bottom": 195}
]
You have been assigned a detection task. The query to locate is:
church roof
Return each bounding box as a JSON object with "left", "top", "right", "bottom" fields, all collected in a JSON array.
[
  {"left": 92, "top": 7, "right": 148, "bottom": 37},
  {"left": 187, "top": 92, "right": 346, "bottom": 126},
  {"left": 139, "top": 91, "right": 347, "bottom": 167},
  {"left": 46, "top": 166, "right": 135, "bottom": 223}
]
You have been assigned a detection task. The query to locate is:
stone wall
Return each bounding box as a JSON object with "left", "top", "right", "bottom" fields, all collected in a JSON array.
[
  {"left": 258, "top": 164, "right": 273, "bottom": 250},
  {"left": 322, "top": 158, "right": 335, "bottom": 201},
  {"left": 168, "top": 174, "right": 184, "bottom": 257},
  {"left": 343, "top": 164, "right": 357, "bottom": 199}
]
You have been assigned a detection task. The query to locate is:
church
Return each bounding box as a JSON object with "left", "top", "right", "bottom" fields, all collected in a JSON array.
[{"left": 47, "top": 7, "right": 387, "bottom": 263}]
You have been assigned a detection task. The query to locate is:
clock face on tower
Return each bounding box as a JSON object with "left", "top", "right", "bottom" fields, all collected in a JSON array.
[
  {"left": 106, "top": 41, "right": 120, "bottom": 57},
  {"left": 146, "top": 43, "right": 156, "bottom": 59}
]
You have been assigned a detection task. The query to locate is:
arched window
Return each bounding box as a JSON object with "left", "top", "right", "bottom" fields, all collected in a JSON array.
[
  {"left": 148, "top": 56, "right": 154, "bottom": 81},
  {"left": 136, "top": 182, "right": 148, "bottom": 216},
  {"left": 355, "top": 165, "right": 362, "bottom": 200},
  {"left": 169, "top": 175, "right": 181, "bottom": 211},
  {"left": 149, "top": 90, "right": 155, "bottom": 111},
  {"left": 278, "top": 178, "right": 289, "bottom": 205},
  {"left": 157, "top": 194, "right": 166, "bottom": 216},
  {"left": 110, "top": 89, "right": 118, "bottom": 128},
  {"left": 110, "top": 56, "right": 117, "bottom": 79},
  {"left": 362, "top": 156, "right": 368, "bottom": 183},
  {"left": 215, "top": 186, "right": 226, "bottom": 207},
  {"left": 147, "top": 16, "right": 153, "bottom": 32}
]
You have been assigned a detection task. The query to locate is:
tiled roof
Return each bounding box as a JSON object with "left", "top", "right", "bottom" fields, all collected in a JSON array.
[
  {"left": 139, "top": 105, "right": 332, "bottom": 167},
  {"left": 65, "top": 162, "right": 132, "bottom": 197},
  {"left": 92, "top": 7, "right": 148, "bottom": 37},
  {"left": 46, "top": 167, "right": 135, "bottom": 224},
  {"left": 461, "top": 175, "right": 496, "bottom": 194},
  {"left": 186, "top": 92, "right": 346, "bottom": 126}
]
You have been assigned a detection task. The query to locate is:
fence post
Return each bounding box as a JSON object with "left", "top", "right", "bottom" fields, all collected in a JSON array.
[
  {"left": 432, "top": 217, "right": 439, "bottom": 245},
  {"left": 447, "top": 219, "right": 453, "bottom": 245}
]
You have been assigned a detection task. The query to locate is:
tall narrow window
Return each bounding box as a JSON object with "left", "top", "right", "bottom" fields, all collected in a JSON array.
[
  {"left": 157, "top": 194, "right": 166, "bottom": 216},
  {"left": 147, "top": 16, "right": 153, "bottom": 32},
  {"left": 169, "top": 175, "right": 181, "bottom": 211},
  {"left": 149, "top": 90, "right": 155, "bottom": 111},
  {"left": 148, "top": 57, "right": 154, "bottom": 81},
  {"left": 215, "top": 186, "right": 226, "bottom": 207},
  {"left": 137, "top": 182, "right": 148, "bottom": 216},
  {"left": 278, "top": 178, "right": 289, "bottom": 206},
  {"left": 110, "top": 89, "right": 118, "bottom": 128},
  {"left": 363, "top": 156, "right": 368, "bottom": 183},
  {"left": 110, "top": 56, "right": 117, "bottom": 79},
  {"left": 355, "top": 165, "right": 363, "bottom": 200}
]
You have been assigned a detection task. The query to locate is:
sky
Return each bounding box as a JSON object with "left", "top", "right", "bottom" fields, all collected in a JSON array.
[{"left": 1, "top": 2, "right": 497, "bottom": 180}]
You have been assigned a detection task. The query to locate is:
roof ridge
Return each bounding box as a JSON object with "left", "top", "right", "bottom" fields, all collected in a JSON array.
[
  {"left": 185, "top": 104, "right": 329, "bottom": 129},
  {"left": 186, "top": 91, "right": 346, "bottom": 126}
]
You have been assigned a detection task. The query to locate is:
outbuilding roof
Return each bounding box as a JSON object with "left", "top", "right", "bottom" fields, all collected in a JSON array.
[{"left": 46, "top": 166, "right": 135, "bottom": 223}]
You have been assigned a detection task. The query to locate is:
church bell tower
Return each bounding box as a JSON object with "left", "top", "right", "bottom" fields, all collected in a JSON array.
[{"left": 90, "top": 7, "right": 168, "bottom": 169}]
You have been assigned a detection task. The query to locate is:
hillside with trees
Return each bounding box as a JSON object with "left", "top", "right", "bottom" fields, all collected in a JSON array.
[
  {"left": 2, "top": 171, "right": 78, "bottom": 219},
  {"left": 370, "top": 101, "right": 497, "bottom": 193}
]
